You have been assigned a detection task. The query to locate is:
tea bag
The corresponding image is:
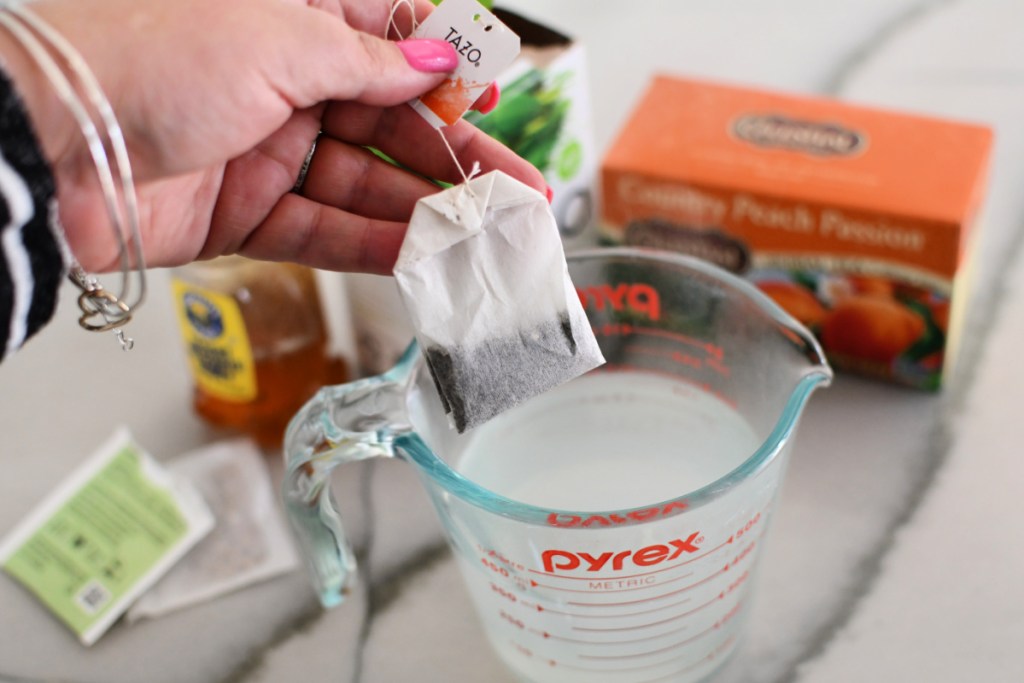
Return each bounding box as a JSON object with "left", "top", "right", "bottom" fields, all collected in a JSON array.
[
  {"left": 127, "top": 439, "right": 298, "bottom": 621},
  {"left": 394, "top": 170, "right": 605, "bottom": 432}
]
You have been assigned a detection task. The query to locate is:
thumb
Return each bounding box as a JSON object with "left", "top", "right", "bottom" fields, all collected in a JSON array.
[{"left": 278, "top": 9, "right": 458, "bottom": 108}]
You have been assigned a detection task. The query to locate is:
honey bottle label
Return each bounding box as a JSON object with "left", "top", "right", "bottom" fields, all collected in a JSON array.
[{"left": 170, "top": 279, "right": 257, "bottom": 402}]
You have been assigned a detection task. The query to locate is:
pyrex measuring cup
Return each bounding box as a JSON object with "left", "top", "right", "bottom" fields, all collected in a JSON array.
[{"left": 283, "top": 248, "right": 831, "bottom": 683}]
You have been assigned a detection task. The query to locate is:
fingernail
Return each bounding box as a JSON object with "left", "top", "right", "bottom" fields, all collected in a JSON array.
[
  {"left": 397, "top": 39, "right": 458, "bottom": 72},
  {"left": 545, "top": 185, "right": 554, "bottom": 203},
  {"left": 475, "top": 83, "right": 501, "bottom": 114}
]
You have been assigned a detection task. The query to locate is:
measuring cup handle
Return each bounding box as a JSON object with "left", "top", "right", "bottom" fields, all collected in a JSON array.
[{"left": 282, "top": 355, "right": 414, "bottom": 607}]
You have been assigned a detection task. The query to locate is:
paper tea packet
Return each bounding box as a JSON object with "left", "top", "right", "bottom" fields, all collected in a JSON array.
[
  {"left": 128, "top": 439, "right": 298, "bottom": 621},
  {"left": 0, "top": 429, "right": 213, "bottom": 645},
  {"left": 394, "top": 171, "right": 605, "bottom": 432}
]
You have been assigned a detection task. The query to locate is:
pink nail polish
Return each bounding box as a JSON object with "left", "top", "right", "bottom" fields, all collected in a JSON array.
[
  {"left": 476, "top": 83, "right": 501, "bottom": 115},
  {"left": 545, "top": 186, "right": 554, "bottom": 204},
  {"left": 397, "top": 39, "right": 458, "bottom": 73}
]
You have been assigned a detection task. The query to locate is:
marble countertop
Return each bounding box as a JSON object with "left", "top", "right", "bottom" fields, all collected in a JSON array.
[{"left": 2, "top": 1, "right": 1024, "bottom": 681}]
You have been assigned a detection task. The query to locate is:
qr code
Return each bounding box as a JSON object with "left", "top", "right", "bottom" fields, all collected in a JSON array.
[{"left": 75, "top": 580, "right": 111, "bottom": 614}]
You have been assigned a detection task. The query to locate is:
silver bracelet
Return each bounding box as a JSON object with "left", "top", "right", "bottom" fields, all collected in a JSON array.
[{"left": 0, "top": 2, "right": 145, "bottom": 350}]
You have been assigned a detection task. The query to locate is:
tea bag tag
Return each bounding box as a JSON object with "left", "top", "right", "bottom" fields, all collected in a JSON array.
[
  {"left": 409, "top": 0, "right": 520, "bottom": 128},
  {"left": 394, "top": 171, "right": 605, "bottom": 433}
]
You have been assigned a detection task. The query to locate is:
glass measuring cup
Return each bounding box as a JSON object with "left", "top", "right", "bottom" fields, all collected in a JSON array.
[{"left": 283, "top": 248, "right": 832, "bottom": 682}]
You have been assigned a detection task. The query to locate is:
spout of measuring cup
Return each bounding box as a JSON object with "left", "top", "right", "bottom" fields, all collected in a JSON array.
[
  {"left": 282, "top": 346, "right": 417, "bottom": 608},
  {"left": 759, "top": 290, "right": 834, "bottom": 449},
  {"left": 771, "top": 297, "right": 834, "bottom": 390}
]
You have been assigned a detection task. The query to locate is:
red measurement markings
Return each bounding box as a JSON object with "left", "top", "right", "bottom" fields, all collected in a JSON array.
[
  {"left": 544, "top": 501, "right": 690, "bottom": 529},
  {"left": 511, "top": 576, "right": 533, "bottom": 592},
  {"left": 531, "top": 570, "right": 692, "bottom": 595},
  {"left": 520, "top": 595, "right": 693, "bottom": 619},
  {"left": 478, "top": 547, "right": 527, "bottom": 572},
  {"left": 598, "top": 363, "right": 738, "bottom": 409},
  {"left": 632, "top": 326, "right": 724, "bottom": 361},
  {"left": 634, "top": 635, "right": 739, "bottom": 683},
  {"left": 500, "top": 610, "right": 526, "bottom": 631},
  {"left": 552, "top": 540, "right": 761, "bottom": 614},
  {"left": 510, "top": 634, "right": 738, "bottom": 676},
  {"left": 517, "top": 598, "right": 547, "bottom": 613},
  {"left": 511, "top": 535, "right": 759, "bottom": 623},
  {"left": 523, "top": 581, "right": 737, "bottom": 623},
  {"left": 510, "top": 640, "right": 533, "bottom": 660},
  {"left": 528, "top": 533, "right": 733, "bottom": 581},
  {"left": 490, "top": 582, "right": 518, "bottom": 605},
  {"left": 593, "top": 321, "right": 636, "bottom": 338},
  {"left": 573, "top": 593, "right": 722, "bottom": 634},
  {"left": 491, "top": 507, "right": 767, "bottom": 634},
  {"left": 563, "top": 563, "right": 729, "bottom": 610},
  {"left": 561, "top": 537, "right": 757, "bottom": 608},
  {"left": 630, "top": 345, "right": 731, "bottom": 378},
  {"left": 706, "top": 355, "right": 730, "bottom": 377},
  {"left": 735, "top": 511, "right": 761, "bottom": 542},
  {"left": 522, "top": 507, "right": 768, "bottom": 593},
  {"left": 731, "top": 539, "right": 756, "bottom": 568},
  {"left": 507, "top": 639, "right": 563, "bottom": 671},
  {"left": 717, "top": 599, "right": 743, "bottom": 629},
  {"left": 579, "top": 623, "right": 714, "bottom": 660},
  {"left": 724, "top": 569, "right": 750, "bottom": 597},
  {"left": 525, "top": 626, "right": 694, "bottom": 647},
  {"left": 579, "top": 599, "right": 744, "bottom": 661},
  {"left": 480, "top": 556, "right": 511, "bottom": 578}
]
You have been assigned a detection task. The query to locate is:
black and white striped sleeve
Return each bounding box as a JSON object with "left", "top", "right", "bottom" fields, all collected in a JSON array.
[{"left": 0, "top": 65, "right": 66, "bottom": 362}]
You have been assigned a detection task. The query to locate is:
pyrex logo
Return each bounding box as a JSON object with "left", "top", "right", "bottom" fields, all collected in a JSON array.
[
  {"left": 577, "top": 283, "right": 661, "bottom": 321},
  {"left": 732, "top": 114, "right": 866, "bottom": 156},
  {"left": 541, "top": 532, "right": 702, "bottom": 573}
]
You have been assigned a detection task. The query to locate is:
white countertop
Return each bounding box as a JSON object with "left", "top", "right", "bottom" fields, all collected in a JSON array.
[{"left": 2, "top": 1, "right": 1023, "bottom": 682}]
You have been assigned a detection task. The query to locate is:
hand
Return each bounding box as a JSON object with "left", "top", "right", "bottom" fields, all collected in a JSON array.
[{"left": 8, "top": 0, "right": 545, "bottom": 274}]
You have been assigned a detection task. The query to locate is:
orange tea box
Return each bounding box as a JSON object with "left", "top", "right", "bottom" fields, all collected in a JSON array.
[{"left": 600, "top": 75, "right": 993, "bottom": 389}]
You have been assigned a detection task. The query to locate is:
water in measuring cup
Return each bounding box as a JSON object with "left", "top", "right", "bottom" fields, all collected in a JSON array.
[
  {"left": 456, "top": 371, "right": 760, "bottom": 510},
  {"left": 452, "top": 371, "right": 763, "bottom": 682}
]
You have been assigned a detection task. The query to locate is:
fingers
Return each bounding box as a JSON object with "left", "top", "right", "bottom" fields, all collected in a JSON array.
[
  {"left": 336, "top": 0, "right": 436, "bottom": 40},
  {"left": 299, "top": 137, "right": 441, "bottom": 221},
  {"left": 232, "top": 101, "right": 537, "bottom": 274},
  {"left": 203, "top": 109, "right": 323, "bottom": 259},
  {"left": 238, "top": 193, "right": 407, "bottom": 274},
  {"left": 271, "top": 5, "right": 460, "bottom": 109},
  {"left": 321, "top": 100, "right": 546, "bottom": 193},
  {"left": 471, "top": 82, "right": 501, "bottom": 115}
]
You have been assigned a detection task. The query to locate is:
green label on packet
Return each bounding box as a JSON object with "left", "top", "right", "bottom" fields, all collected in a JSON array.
[{"left": 0, "top": 429, "right": 213, "bottom": 645}]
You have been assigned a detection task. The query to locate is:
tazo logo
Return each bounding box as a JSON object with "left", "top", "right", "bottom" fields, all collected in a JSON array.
[
  {"left": 445, "top": 27, "right": 483, "bottom": 66},
  {"left": 577, "top": 283, "right": 661, "bottom": 321},
  {"left": 732, "top": 113, "right": 866, "bottom": 156},
  {"left": 541, "top": 532, "right": 702, "bottom": 573}
]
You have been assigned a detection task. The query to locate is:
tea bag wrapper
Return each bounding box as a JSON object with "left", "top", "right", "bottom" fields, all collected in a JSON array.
[
  {"left": 394, "top": 170, "right": 605, "bottom": 432},
  {"left": 0, "top": 428, "right": 213, "bottom": 645}
]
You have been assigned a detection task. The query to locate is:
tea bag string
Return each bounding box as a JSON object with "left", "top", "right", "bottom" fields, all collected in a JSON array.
[
  {"left": 387, "top": 0, "right": 481, "bottom": 199},
  {"left": 437, "top": 128, "right": 481, "bottom": 199},
  {"left": 386, "top": 0, "right": 417, "bottom": 40}
]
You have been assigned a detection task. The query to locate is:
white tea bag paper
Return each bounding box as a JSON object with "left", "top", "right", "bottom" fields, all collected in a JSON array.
[
  {"left": 394, "top": 170, "right": 604, "bottom": 432},
  {"left": 127, "top": 439, "right": 298, "bottom": 621}
]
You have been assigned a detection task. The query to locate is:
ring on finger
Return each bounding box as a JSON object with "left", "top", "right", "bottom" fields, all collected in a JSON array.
[{"left": 292, "top": 132, "right": 321, "bottom": 194}]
